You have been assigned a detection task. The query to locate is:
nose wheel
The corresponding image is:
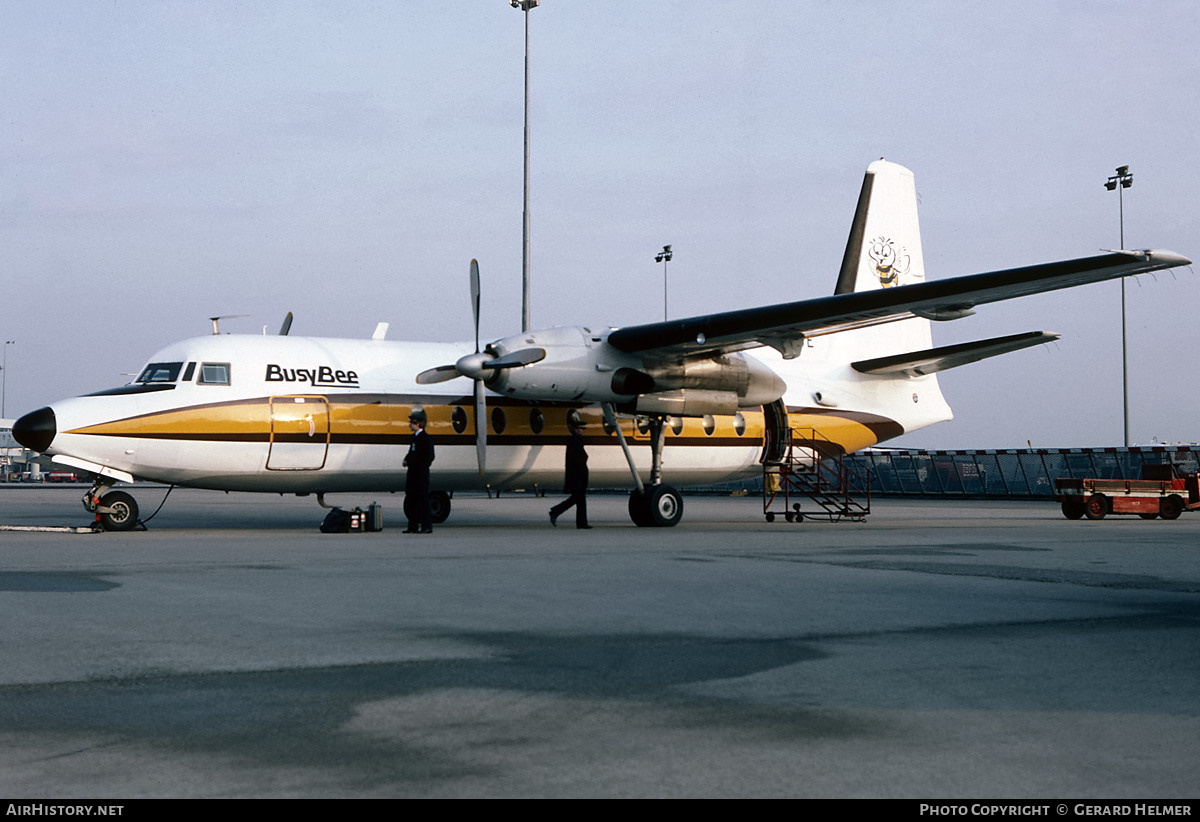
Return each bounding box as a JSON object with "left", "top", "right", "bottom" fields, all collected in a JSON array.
[
  {"left": 83, "top": 482, "right": 142, "bottom": 531},
  {"left": 97, "top": 491, "right": 140, "bottom": 531}
]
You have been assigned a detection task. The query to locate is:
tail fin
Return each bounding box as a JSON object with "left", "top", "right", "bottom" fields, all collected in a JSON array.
[
  {"left": 778, "top": 159, "right": 951, "bottom": 441},
  {"left": 835, "top": 159, "right": 927, "bottom": 295},
  {"left": 822, "top": 159, "right": 934, "bottom": 362}
]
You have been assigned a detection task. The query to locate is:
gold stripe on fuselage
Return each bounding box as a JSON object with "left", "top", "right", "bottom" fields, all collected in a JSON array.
[
  {"left": 64, "top": 395, "right": 897, "bottom": 453},
  {"left": 786, "top": 411, "right": 891, "bottom": 455}
]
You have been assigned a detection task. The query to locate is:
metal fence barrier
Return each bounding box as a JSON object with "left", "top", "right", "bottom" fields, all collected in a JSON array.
[
  {"left": 690, "top": 445, "right": 1200, "bottom": 499},
  {"left": 844, "top": 446, "right": 1200, "bottom": 499}
]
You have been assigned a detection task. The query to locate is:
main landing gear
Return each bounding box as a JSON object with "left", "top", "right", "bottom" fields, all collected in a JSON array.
[
  {"left": 83, "top": 481, "right": 141, "bottom": 532},
  {"left": 401, "top": 490, "right": 452, "bottom": 524},
  {"left": 603, "top": 404, "right": 684, "bottom": 527},
  {"left": 628, "top": 484, "right": 684, "bottom": 527}
]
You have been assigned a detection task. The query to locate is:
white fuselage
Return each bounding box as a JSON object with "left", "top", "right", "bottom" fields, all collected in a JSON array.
[{"left": 27, "top": 328, "right": 951, "bottom": 495}]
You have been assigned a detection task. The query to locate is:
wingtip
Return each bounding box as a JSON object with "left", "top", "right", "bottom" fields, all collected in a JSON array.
[
  {"left": 1151, "top": 250, "right": 1192, "bottom": 267},
  {"left": 1103, "top": 249, "right": 1192, "bottom": 267}
]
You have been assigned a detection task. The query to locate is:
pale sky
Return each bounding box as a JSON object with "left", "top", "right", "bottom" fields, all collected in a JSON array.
[{"left": 2, "top": 1, "right": 1197, "bottom": 449}]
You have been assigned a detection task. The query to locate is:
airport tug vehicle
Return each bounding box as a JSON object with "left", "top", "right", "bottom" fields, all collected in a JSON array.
[{"left": 1055, "top": 466, "right": 1200, "bottom": 520}]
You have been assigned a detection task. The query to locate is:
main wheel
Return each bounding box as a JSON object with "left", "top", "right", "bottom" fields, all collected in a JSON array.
[
  {"left": 645, "top": 485, "right": 684, "bottom": 527},
  {"left": 99, "top": 491, "right": 139, "bottom": 532},
  {"left": 429, "top": 491, "right": 451, "bottom": 524},
  {"left": 1084, "top": 494, "right": 1108, "bottom": 520},
  {"left": 1062, "top": 500, "right": 1085, "bottom": 520},
  {"left": 1160, "top": 495, "right": 1184, "bottom": 520},
  {"left": 628, "top": 490, "right": 653, "bottom": 527},
  {"left": 404, "top": 492, "right": 450, "bottom": 524}
]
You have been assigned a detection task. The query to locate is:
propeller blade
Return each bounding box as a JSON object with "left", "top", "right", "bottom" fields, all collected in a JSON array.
[
  {"left": 474, "top": 379, "right": 487, "bottom": 476},
  {"left": 480, "top": 347, "right": 546, "bottom": 370},
  {"left": 470, "top": 259, "right": 481, "bottom": 354},
  {"left": 278, "top": 312, "right": 293, "bottom": 336},
  {"left": 415, "top": 365, "right": 462, "bottom": 385}
]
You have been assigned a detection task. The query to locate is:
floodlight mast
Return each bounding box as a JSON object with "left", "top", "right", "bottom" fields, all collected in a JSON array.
[
  {"left": 511, "top": 0, "right": 540, "bottom": 332},
  {"left": 655, "top": 244, "right": 673, "bottom": 320},
  {"left": 1105, "top": 164, "right": 1133, "bottom": 447},
  {"left": 1, "top": 340, "right": 13, "bottom": 419}
]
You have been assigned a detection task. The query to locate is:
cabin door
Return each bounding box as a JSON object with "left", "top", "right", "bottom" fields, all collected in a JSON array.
[
  {"left": 760, "top": 398, "right": 789, "bottom": 465},
  {"left": 267, "top": 395, "right": 330, "bottom": 470}
]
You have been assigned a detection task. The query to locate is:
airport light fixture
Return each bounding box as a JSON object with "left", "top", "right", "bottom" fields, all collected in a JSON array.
[
  {"left": 2, "top": 340, "right": 13, "bottom": 419},
  {"left": 511, "top": 0, "right": 540, "bottom": 331},
  {"left": 1105, "top": 165, "right": 1133, "bottom": 447},
  {"left": 655, "top": 245, "right": 673, "bottom": 320}
]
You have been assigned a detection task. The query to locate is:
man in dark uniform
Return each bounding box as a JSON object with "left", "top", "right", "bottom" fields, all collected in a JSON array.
[
  {"left": 549, "top": 414, "right": 591, "bottom": 529},
  {"left": 403, "top": 406, "right": 435, "bottom": 534}
]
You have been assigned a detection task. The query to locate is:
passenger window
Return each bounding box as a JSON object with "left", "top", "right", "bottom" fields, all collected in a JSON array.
[{"left": 198, "top": 363, "right": 231, "bottom": 385}]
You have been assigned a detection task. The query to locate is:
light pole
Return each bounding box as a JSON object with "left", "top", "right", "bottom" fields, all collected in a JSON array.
[
  {"left": 2, "top": 340, "right": 14, "bottom": 419},
  {"left": 511, "top": 0, "right": 539, "bottom": 332},
  {"left": 655, "top": 245, "right": 673, "bottom": 320},
  {"left": 1105, "top": 164, "right": 1133, "bottom": 447}
]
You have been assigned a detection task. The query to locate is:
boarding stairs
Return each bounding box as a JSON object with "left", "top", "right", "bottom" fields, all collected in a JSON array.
[{"left": 762, "top": 428, "right": 871, "bottom": 522}]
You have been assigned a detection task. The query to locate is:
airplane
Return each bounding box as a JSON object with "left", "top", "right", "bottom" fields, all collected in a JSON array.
[{"left": 10, "top": 159, "right": 1191, "bottom": 531}]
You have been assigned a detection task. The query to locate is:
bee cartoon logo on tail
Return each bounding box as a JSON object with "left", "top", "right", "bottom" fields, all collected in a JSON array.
[{"left": 868, "top": 236, "right": 911, "bottom": 288}]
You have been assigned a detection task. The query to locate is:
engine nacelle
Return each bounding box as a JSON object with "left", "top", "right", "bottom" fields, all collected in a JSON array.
[
  {"left": 646, "top": 355, "right": 785, "bottom": 408},
  {"left": 484, "top": 326, "right": 638, "bottom": 402},
  {"left": 636, "top": 390, "right": 739, "bottom": 417},
  {"left": 483, "top": 326, "right": 786, "bottom": 411}
]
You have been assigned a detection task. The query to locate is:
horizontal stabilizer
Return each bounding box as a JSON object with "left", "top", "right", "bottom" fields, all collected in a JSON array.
[{"left": 851, "top": 331, "right": 1059, "bottom": 377}]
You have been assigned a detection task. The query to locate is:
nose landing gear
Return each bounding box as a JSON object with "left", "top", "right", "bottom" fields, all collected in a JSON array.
[{"left": 83, "top": 482, "right": 142, "bottom": 532}]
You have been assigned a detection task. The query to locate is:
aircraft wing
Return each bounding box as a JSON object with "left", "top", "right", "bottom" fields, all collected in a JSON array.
[{"left": 606, "top": 250, "right": 1191, "bottom": 361}]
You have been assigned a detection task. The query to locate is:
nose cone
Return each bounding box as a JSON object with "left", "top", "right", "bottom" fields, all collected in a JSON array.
[{"left": 12, "top": 406, "right": 56, "bottom": 453}]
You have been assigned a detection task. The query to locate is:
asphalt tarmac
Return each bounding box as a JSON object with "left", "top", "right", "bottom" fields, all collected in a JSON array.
[{"left": 0, "top": 485, "right": 1197, "bottom": 798}]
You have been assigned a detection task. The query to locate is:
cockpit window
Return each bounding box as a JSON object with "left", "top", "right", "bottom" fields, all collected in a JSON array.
[
  {"left": 197, "top": 363, "right": 231, "bottom": 385},
  {"left": 136, "top": 362, "right": 183, "bottom": 383}
]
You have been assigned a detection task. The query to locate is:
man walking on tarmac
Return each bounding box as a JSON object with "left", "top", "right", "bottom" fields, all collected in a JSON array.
[
  {"left": 549, "top": 413, "right": 592, "bottom": 529},
  {"left": 403, "top": 406, "right": 435, "bottom": 534}
]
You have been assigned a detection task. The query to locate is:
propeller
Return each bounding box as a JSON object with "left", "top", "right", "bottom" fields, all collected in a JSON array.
[
  {"left": 470, "top": 261, "right": 486, "bottom": 475},
  {"left": 414, "top": 260, "right": 546, "bottom": 475}
]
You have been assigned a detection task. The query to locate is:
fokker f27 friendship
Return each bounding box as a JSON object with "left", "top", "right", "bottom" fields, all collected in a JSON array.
[{"left": 12, "top": 160, "right": 1191, "bottom": 530}]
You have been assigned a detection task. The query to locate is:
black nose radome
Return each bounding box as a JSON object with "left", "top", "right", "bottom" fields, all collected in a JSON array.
[{"left": 12, "top": 406, "right": 56, "bottom": 453}]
